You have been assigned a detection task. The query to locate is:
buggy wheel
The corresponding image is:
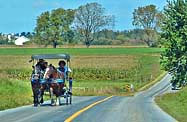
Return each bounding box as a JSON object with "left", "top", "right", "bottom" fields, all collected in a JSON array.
[
  {"left": 69, "top": 95, "right": 72, "bottom": 105},
  {"left": 58, "top": 97, "right": 62, "bottom": 106},
  {"left": 65, "top": 93, "right": 68, "bottom": 105}
]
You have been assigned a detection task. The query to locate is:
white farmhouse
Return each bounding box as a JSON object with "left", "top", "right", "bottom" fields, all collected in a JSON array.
[{"left": 14, "top": 36, "right": 30, "bottom": 45}]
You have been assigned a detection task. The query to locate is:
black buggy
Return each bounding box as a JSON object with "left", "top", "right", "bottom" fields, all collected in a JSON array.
[{"left": 30, "top": 54, "right": 72, "bottom": 106}]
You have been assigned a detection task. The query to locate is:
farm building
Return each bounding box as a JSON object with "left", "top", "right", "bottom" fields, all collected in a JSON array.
[{"left": 14, "top": 36, "right": 30, "bottom": 45}]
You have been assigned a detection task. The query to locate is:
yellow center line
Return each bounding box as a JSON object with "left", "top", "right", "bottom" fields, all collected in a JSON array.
[{"left": 65, "top": 96, "right": 113, "bottom": 122}]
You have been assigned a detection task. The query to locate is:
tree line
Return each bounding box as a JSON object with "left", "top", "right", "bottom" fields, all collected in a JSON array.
[{"left": 32, "top": 2, "right": 163, "bottom": 48}]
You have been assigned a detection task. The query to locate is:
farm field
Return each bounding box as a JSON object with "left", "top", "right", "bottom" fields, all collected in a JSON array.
[
  {"left": 0, "top": 47, "right": 163, "bottom": 110},
  {"left": 0, "top": 47, "right": 163, "bottom": 55},
  {"left": 156, "top": 87, "right": 187, "bottom": 122}
]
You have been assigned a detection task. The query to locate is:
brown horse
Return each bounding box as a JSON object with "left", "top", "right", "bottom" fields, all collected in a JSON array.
[
  {"left": 31, "top": 61, "right": 48, "bottom": 107},
  {"left": 44, "top": 65, "right": 66, "bottom": 105}
]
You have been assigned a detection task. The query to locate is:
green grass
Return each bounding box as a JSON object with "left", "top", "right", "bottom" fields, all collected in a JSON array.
[
  {"left": 0, "top": 47, "right": 164, "bottom": 110},
  {"left": 156, "top": 87, "right": 187, "bottom": 122},
  {"left": 0, "top": 47, "right": 163, "bottom": 55},
  {"left": 72, "top": 80, "right": 127, "bottom": 96},
  {"left": 0, "top": 79, "right": 32, "bottom": 110}
]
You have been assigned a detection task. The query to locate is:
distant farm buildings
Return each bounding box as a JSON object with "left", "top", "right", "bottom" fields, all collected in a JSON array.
[
  {"left": 0, "top": 32, "right": 32, "bottom": 45},
  {"left": 14, "top": 36, "right": 30, "bottom": 45}
]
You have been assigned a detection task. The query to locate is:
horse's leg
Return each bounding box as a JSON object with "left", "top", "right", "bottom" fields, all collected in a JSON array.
[
  {"left": 33, "top": 91, "right": 38, "bottom": 106},
  {"left": 52, "top": 84, "right": 60, "bottom": 106},
  {"left": 40, "top": 84, "right": 45, "bottom": 104},
  {"left": 34, "top": 96, "right": 38, "bottom": 106},
  {"left": 54, "top": 84, "right": 59, "bottom": 105},
  {"left": 35, "top": 83, "right": 43, "bottom": 105},
  {"left": 50, "top": 86, "right": 55, "bottom": 106},
  {"left": 31, "top": 83, "right": 39, "bottom": 107},
  {"left": 57, "top": 83, "right": 62, "bottom": 105},
  {"left": 40, "top": 93, "right": 44, "bottom": 104},
  {"left": 59, "top": 83, "right": 64, "bottom": 95}
]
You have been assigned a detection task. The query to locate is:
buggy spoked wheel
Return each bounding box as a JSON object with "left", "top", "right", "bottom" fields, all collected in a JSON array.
[
  {"left": 67, "top": 91, "right": 72, "bottom": 105},
  {"left": 65, "top": 93, "right": 68, "bottom": 105},
  {"left": 58, "top": 97, "right": 62, "bottom": 105},
  {"left": 69, "top": 94, "right": 72, "bottom": 105}
]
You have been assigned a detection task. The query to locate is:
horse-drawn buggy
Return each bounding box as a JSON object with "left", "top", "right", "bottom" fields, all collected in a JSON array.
[{"left": 30, "top": 54, "right": 72, "bottom": 107}]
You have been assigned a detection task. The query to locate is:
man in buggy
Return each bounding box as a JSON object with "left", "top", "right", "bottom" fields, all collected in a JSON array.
[
  {"left": 57, "top": 60, "right": 73, "bottom": 92},
  {"left": 35, "top": 59, "right": 48, "bottom": 76}
]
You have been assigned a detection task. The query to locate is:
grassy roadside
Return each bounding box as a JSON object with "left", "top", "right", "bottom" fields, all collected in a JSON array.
[
  {"left": 155, "top": 87, "right": 187, "bottom": 122},
  {"left": 0, "top": 79, "right": 32, "bottom": 110}
]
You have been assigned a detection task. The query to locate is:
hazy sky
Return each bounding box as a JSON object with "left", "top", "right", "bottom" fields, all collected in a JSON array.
[{"left": 0, "top": 0, "right": 167, "bottom": 33}]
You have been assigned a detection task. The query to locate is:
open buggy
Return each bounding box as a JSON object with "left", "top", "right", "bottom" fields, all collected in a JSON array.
[{"left": 30, "top": 54, "right": 73, "bottom": 106}]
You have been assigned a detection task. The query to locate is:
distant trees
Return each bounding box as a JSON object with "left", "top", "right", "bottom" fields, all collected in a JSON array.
[
  {"left": 132, "top": 5, "right": 163, "bottom": 47},
  {"left": 21, "top": 32, "right": 26, "bottom": 37},
  {"left": 91, "top": 29, "right": 146, "bottom": 45},
  {"left": 74, "top": 2, "right": 115, "bottom": 47},
  {"left": 34, "top": 8, "right": 75, "bottom": 48},
  {"left": 64, "top": 30, "right": 75, "bottom": 44},
  {"left": 161, "top": 0, "right": 187, "bottom": 88},
  {"left": 30, "top": 3, "right": 165, "bottom": 47},
  {"left": 0, "top": 33, "right": 13, "bottom": 45},
  {"left": 0, "top": 33, "right": 6, "bottom": 45}
]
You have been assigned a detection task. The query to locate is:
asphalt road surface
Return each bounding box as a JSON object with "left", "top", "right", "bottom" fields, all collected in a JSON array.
[{"left": 0, "top": 74, "right": 177, "bottom": 122}]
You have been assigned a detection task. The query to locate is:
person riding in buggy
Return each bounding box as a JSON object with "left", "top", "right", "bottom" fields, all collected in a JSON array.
[{"left": 30, "top": 54, "right": 73, "bottom": 107}]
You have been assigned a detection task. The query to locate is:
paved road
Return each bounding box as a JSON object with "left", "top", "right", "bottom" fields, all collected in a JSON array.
[
  {"left": 0, "top": 74, "right": 177, "bottom": 122},
  {"left": 74, "top": 74, "right": 177, "bottom": 122}
]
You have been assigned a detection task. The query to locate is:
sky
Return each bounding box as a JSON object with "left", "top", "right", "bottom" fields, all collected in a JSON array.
[{"left": 0, "top": 0, "right": 167, "bottom": 33}]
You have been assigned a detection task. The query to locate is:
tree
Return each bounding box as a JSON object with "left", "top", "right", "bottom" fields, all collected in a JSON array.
[
  {"left": 74, "top": 2, "right": 115, "bottom": 47},
  {"left": 34, "top": 8, "right": 75, "bottom": 48},
  {"left": 160, "top": 0, "right": 187, "bottom": 88},
  {"left": 21, "top": 32, "right": 26, "bottom": 37},
  {"left": 64, "top": 30, "right": 75, "bottom": 44},
  {"left": 34, "top": 11, "right": 51, "bottom": 46},
  {"left": 97, "top": 29, "right": 115, "bottom": 40},
  {"left": 132, "top": 5, "right": 163, "bottom": 47}
]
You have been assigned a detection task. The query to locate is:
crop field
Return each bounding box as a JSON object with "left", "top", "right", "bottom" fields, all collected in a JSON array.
[
  {"left": 0, "top": 47, "right": 163, "bottom": 110},
  {"left": 0, "top": 47, "right": 163, "bottom": 55}
]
